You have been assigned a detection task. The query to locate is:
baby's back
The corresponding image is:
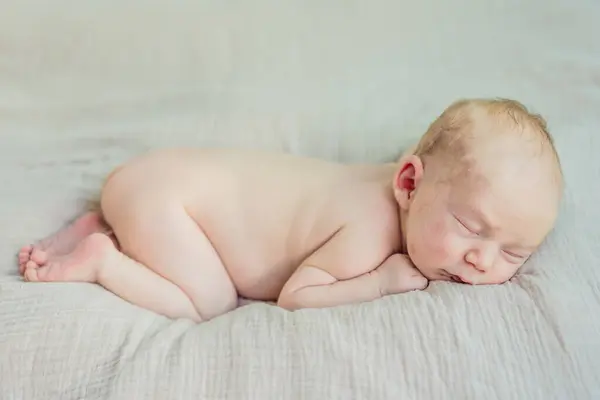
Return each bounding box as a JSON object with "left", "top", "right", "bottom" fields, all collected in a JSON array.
[{"left": 118, "top": 147, "right": 374, "bottom": 299}]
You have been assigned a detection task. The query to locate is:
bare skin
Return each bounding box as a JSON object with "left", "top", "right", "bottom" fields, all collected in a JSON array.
[
  {"left": 18, "top": 212, "right": 108, "bottom": 275},
  {"left": 20, "top": 148, "right": 429, "bottom": 322},
  {"left": 18, "top": 101, "right": 563, "bottom": 323},
  {"left": 19, "top": 127, "right": 562, "bottom": 323}
]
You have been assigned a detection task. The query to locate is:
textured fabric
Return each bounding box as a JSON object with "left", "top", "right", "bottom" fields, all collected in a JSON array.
[{"left": 1, "top": 0, "right": 599, "bottom": 398}]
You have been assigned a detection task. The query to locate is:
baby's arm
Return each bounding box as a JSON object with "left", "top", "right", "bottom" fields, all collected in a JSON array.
[{"left": 277, "top": 227, "right": 428, "bottom": 311}]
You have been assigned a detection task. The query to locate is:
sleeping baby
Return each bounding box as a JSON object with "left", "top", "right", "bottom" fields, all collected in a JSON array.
[{"left": 17, "top": 98, "right": 563, "bottom": 323}]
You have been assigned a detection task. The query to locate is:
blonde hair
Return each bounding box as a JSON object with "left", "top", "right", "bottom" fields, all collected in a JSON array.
[{"left": 413, "top": 98, "right": 563, "bottom": 185}]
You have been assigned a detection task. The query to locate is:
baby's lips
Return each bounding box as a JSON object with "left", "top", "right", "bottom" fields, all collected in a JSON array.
[
  {"left": 452, "top": 275, "right": 473, "bottom": 285},
  {"left": 460, "top": 276, "right": 474, "bottom": 285}
]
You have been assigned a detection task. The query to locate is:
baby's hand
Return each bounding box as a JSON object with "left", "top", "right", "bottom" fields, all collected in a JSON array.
[{"left": 374, "top": 254, "right": 428, "bottom": 296}]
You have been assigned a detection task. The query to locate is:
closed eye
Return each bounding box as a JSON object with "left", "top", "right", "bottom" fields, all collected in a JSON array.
[
  {"left": 454, "top": 215, "right": 478, "bottom": 235},
  {"left": 502, "top": 250, "right": 527, "bottom": 260}
]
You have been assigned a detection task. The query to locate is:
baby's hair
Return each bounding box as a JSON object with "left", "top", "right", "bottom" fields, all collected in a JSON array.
[{"left": 413, "top": 98, "right": 563, "bottom": 186}]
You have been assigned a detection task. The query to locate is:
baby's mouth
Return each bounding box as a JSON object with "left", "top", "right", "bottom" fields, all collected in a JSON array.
[
  {"left": 444, "top": 270, "right": 471, "bottom": 284},
  {"left": 453, "top": 275, "right": 473, "bottom": 285}
]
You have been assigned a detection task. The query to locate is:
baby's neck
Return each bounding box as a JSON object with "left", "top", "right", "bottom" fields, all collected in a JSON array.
[
  {"left": 356, "top": 163, "right": 409, "bottom": 255},
  {"left": 398, "top": 208, "right": 408, "bottom": 255}
]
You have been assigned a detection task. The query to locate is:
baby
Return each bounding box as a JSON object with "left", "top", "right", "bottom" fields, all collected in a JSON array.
[{"left": 17, "top": 98, "right": 563, "bottom": 323}]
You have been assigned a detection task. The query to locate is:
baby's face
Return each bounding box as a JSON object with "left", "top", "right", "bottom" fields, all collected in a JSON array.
[{"left": 401, "top": 155, "right": 560, "bottom": 285}]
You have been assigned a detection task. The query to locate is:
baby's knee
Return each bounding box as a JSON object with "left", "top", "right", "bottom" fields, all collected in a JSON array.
[{"left": 191, "top": 285, "right": 238, "bottom": 321}]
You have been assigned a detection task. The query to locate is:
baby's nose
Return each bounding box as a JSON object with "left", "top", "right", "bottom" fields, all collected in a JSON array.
[{"left": 465, "top": 246, "right": 495, "bottom": 272}]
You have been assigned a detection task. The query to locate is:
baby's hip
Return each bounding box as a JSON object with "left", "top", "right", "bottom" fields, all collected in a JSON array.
[
  {"left": 99, "top": 155, "right": 193, "bottom": 225},
  {"left": 102, "top": 149, "right": 207, "bottom": 205}
]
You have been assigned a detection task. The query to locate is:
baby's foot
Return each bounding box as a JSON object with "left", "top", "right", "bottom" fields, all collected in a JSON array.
[
  {"left": 23, "top": 233, "right": 115, "bottom": 283},
  {"left": 19, "top": 212, "right": 109, "bottom": 274}
]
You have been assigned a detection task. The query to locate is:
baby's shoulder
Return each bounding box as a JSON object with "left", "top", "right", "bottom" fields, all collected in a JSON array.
[
  {"left": 332, "top": 185, "right": 402, "bottom": 249},
  {"left": 311, "top": 199, "right": 401, "bottom": 278}
]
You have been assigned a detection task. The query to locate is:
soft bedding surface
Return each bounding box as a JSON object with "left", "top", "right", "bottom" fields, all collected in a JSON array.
[{"left": 1, "top": 0, "right": 599, "bottom": 399}]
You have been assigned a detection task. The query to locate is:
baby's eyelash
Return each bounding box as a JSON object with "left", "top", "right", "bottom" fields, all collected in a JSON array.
[
  {"left": 454, "top": 216, "right": 477, "bottom": 234},
  {"left": 502, "top": 250, "right": 525, "bottom": 259}
]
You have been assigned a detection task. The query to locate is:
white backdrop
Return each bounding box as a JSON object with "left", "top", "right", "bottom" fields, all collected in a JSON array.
[{"left": 1, "top": 1, "right": 599, "bottom": 398}]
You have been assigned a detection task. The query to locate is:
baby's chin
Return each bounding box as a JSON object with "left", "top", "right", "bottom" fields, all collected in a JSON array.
[
  {"left": 416, "top": 267, "right": 496, "bottom": 286},
  {"left": 459, "top": 275, "right": 514, "bottom": 286},
  {"left": 410, "top": 262, "right": 448, "bottom": 282}
]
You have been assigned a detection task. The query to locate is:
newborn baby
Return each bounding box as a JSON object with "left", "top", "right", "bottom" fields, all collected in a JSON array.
[{"left": 18, "top": 98, "right": 563, "bottom": 323}]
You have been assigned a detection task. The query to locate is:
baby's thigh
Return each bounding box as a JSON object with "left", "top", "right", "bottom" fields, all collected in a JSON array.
[{"left": 100, "top": 170, "right": 237, "bottom": 320}]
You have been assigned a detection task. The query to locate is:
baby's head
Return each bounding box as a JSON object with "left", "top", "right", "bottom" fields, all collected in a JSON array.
[{"left": 393, "top": 98, "right": 563, "bottom": 285}]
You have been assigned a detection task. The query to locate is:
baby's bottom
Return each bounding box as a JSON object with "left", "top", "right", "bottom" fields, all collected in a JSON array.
[{"left": 19, "top": 172, "right": 238, "bottom": 323}]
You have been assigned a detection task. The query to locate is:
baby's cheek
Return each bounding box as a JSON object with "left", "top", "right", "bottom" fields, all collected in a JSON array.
[
  {"left": 428, "top": 217, "right": 447, "bottom": 238},
  {"left": 430, "top": 234, "right": 452, "bottom": 262},
  {"left": 421, "top": 221, "right": 452, "bottom": 262}
]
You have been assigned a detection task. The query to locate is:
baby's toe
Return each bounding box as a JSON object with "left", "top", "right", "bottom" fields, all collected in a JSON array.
[
  {"left": 18, "top": 254, "right": 30, "bottom": 274},
  {"left": 24, "top": 267, "right": 39, "bottom": 282},
  {"left": 18, "top": 252, "right": 29, "bottom": 264},
  {"left": 30, "top": 249, "right": 48, "bottom": 265},
  {"left": 17, "top": 245, "right": 32, "bottom": 261}
]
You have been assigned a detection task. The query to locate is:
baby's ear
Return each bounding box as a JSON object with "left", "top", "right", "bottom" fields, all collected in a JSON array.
[{"left": 393, "top": 154, "right": 424, "bottom": 210}]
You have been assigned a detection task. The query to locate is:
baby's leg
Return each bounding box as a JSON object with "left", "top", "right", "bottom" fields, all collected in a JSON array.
[
  {"left": 23, "top": 233, "right": 202, "bottom": 322},
  {"left": 101, "top": 187, "right": 238, "bottom": 321}
]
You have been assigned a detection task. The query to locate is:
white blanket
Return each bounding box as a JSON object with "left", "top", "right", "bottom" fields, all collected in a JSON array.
[{"left": 1, "top": 0, "right": 599, "bottom": 398}]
